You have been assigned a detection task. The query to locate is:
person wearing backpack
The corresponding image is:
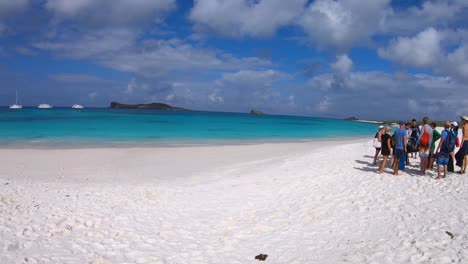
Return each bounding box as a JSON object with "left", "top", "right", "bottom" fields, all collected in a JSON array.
[
  {"left": 409, "top": 119, "right": 420, "bottom": 159},
  {"left": 428, "top": 122, "right": 441, "bottom": 170},
  {"left": 435, "top": 121, "right": 456, "bottom": 179},
  {"left": 417, "top": 117, "right": 433, "bottom": 175}
]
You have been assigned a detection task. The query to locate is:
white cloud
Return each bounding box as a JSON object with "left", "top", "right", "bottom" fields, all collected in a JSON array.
[
  {"left": 34, "top": 28, "right": 136, "bottom": 58},
  {"left": 190, "top": 0, "right": 307, "bottom": 37},
  {"left": 331, "top": 54, "right": 352, "bottom": 74},
  {"left": 382, "top": 0, "right": 468, "bottom": 35},
  {"left": 96, "top": 40, "right": 272, "bottom": 77},
  {"left": 45, "top": 0, "right": 175, "bottom": 27},
  {"left": 299, "top": 0, "right": 389, "bottom": 51},
  {"left": 378, "top": 27, "right": 443, "bottom": 67},
  {"left": 306, "top": 70, "right": 468, "bottom": 119},
  {"left": 439, "top": 44, "right": 468, "bottom": 80}
]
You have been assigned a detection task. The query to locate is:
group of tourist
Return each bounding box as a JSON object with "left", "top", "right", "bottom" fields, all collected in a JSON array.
[{"left": 372, "top": 116, "right": 468, "bottom": 179}]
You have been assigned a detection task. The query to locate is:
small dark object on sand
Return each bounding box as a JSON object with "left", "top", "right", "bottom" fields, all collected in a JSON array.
[
  {"left": 255, "top": 254, "right": 268, "bottom": 261},
  {"left": 445, "top": 231, "right": 454, "bottom": 239}
]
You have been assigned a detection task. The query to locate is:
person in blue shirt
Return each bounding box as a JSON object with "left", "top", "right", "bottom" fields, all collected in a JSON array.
[
  {"left": 393, "top": 121, "right": 408, "bottom": 176},
  {"left": 435, "top": 121, "right": 452, "bottom": 179}
]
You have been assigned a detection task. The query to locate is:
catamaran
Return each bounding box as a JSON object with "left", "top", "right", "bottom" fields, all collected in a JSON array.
[
  {"left": 38, "top": 104, "right": 53, "bottom": 109},
  {"left": 72, "top": 104, "right": 84, "bottom": 109},
  {"left": 9, "top": 90, "right": 22, "bottom": 109}
]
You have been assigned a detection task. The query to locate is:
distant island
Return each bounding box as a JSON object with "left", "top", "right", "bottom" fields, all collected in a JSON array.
[
  {"left": 250, "top": 109, "right": 265, "bottom": 115},
  {"left": 110, "top": 102, "right": 188, "bottom": 110}
]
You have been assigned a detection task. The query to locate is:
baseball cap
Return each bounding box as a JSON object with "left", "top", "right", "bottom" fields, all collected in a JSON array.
[
  {"left": 399, "top": 121, "right": 405, "bottom": 126},
  {"left": 451, "top": 121, "right": 458, "bottom": 126}
]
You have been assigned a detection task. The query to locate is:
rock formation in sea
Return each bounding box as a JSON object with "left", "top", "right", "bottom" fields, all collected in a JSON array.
[
  {"left": 110, "top": 102, "right": 188, "bottom": 110},
  {"left": 250, "top": 109, "right": 265, "bottom": 115}
]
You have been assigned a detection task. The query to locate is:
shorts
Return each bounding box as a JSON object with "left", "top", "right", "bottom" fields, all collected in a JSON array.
[
  {"left": 464, "top": 141, "right": 468, "bottom": 156},
  {"left": 436, "top": 154, "right": 449, "bottom": 166},
  {"left": 394, "top": 149, "right": 405, "bottom": 160},
  {"left": 419, "top": 147, "right": 430, "bottom": 157}
]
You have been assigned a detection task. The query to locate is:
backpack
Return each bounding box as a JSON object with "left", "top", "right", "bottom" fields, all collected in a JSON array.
[
  {"left": 419, "top": 125, "right": 430, "bottom": 148},
  {"left": 441, "top": 130, "right": 456, "bottom": 153}
]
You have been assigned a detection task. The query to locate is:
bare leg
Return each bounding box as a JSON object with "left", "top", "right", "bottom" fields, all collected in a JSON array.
[
  {"left": 373, "top": 149, "right": 381, "bottom": 165},
  {"left": 428, "top": 153, "right": 435, "bottom": 170},
  {"left": 420, "top": 157, "right": 428, "bottom": 175},
  {"left": 436, "top": 165, "right": 442, "bottom": 179},
  {"left": 393, "top": 159, "right": 400, "bottom": 176},
  {"left": 462, "top": 155, "right": 468, "bottom": 173},
  {"left": 378, "top": 156, "right": 389, "bottom": 174}
]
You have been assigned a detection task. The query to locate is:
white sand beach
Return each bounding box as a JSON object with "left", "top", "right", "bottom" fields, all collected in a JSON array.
[{"left": 1, "top": 139, "right": 467, "bottom": 264}]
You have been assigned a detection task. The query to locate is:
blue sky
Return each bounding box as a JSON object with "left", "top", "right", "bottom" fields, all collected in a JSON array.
[{"left": 0, "top": 0, "right": 467, "bottom": 120}]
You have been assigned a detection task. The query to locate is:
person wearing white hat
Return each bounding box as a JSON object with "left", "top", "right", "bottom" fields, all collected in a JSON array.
[{"left": 460, "top": 116, "right": 468, "bottom": 174}]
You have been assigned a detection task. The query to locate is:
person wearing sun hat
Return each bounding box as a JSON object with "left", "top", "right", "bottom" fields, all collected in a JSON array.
[{"left": 459, "top": 115, "right": 468, "bottom": 174}]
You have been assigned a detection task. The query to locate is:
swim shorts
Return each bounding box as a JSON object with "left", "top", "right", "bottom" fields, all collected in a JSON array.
[
  {"left": 419, "top": 147, "right": 430, "bottom": 157},
  {"left": 394, "top": 149, "right": 405, "bottom": 160},
  {"left": 436, "top": 154, "right": 449, "bottom": 166}
]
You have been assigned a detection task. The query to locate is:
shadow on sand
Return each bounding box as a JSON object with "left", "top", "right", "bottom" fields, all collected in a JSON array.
[{"left": 354, "top": 155, "right": 426, "bottom": 177}]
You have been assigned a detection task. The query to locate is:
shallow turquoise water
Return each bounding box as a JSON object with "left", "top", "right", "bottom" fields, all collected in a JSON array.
[{"left": 0, "top": 108, "right": 378, "bottom": 147}]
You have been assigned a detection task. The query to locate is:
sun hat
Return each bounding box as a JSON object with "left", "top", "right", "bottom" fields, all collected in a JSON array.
[
  {"left": 451, "top": 121, "right": 458, "bottom": 126},
  {"left": 461, "top": 116, "right": 468, "bottom": 121}
]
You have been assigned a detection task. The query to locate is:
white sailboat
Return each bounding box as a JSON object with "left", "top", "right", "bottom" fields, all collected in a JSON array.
[
  {"left": 9, "top": 90, "right": 22, "bottom": 109},
  {"left": 72, "top": 104, "right": 84, "bottom": 109},
  {"left": 38, "top": 104, "right": 53, "bottom": 109}
]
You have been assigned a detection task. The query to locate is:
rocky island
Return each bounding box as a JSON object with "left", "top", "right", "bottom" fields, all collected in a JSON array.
[
  {"left": 110, "top": 102, "right": 188, "bottom": 110},
  {"left": 250, "top": 109, "right": 265, "bottom": 115}
]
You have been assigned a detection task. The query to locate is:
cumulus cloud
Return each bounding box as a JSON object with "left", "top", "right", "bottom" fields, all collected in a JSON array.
[
  {"left": 383, "top": 0, "right": 468, "bottom": 35},
  {"left": 331, "top": 54, "right": 352, "bottom": 74},
  {"left": 91, "top": 39, "right": 272, "bottom": 77},
  {"left": 299, "top": 0, "right": 389, "bottom": 51},
  {"left": 439, "top": 44, "right": 468, "bottom": 80},
  {"left": 378, "top": 27, "right": 443, "bottom": 67},
  {"left": 306, "top": 70, "right": 468, "bottom": 119},
  {"left": 190, "top": 0, "right": 307, "bottom": 37}
]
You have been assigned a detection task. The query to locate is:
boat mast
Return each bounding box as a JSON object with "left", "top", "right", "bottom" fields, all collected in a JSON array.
[{"left": 16, "top": 90, "right": 18, "bottom": 105}]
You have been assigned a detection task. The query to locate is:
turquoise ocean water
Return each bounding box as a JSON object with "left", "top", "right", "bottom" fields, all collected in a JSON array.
[{"left": 0, "top": 108, "right": 379, "bottom": 147}]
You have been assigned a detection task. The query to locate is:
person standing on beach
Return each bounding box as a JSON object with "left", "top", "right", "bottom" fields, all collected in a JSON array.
[
  {"left": 428, "top": 122, "right": 441, "bottom": 170},
  {"left": 373, "top": 126, "right": 384, "bottom": 165},
  {"left": 435, "top": 121, "right": 453, "bottom": 179},
  {"left": 393, "top": 121, "right": 407, "bottom": 176},
  {"left": 410, "top": 119, "right": 420, "bottom": 159},
  {"left": 418, "top": 117, "right": 433, "bottom": 175},
  {"left": 448, "top": 121, "right": 459, "bottom": 172},
  {"left": 405, "top": 122, "right": 412, "bottom": 165},
  {"left": 378, "top": 125, "right": 392, "bottom": 174},
  {"left": 460, "top": 116, "right": 468, "bottom": 174}
]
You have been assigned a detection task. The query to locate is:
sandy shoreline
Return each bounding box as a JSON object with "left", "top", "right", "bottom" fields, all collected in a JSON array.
[{"left": 1, "top": 139, "right": 467, "bottom": 263}]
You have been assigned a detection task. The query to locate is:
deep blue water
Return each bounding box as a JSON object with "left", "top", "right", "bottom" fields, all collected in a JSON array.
[{"left": 0, "top": 108, "right": 379, "bottom": 147}]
